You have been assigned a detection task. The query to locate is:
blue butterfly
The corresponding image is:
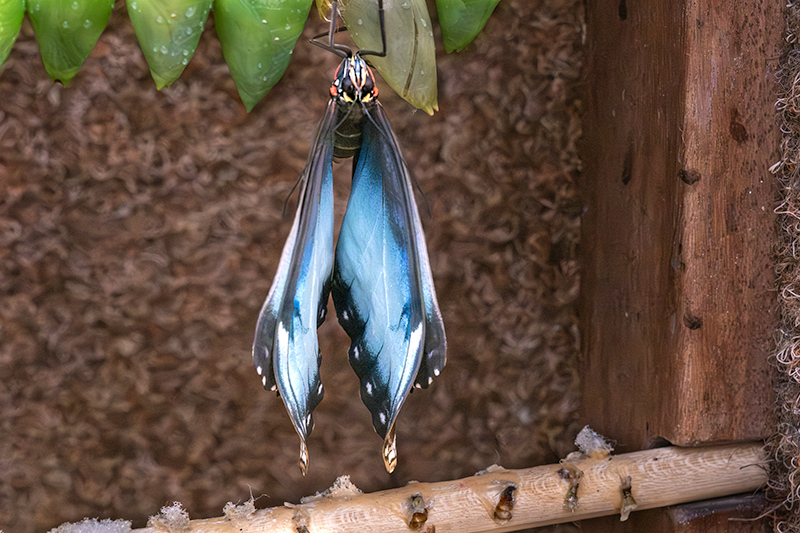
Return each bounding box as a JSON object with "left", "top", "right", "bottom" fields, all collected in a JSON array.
[{"left": 253, "top": 21, "right": 446, "bottom": 474}]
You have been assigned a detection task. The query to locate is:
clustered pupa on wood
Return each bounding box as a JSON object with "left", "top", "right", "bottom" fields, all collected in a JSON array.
[
  {"left": 557, "top": 461, "right": 584, "bottom": 511},
  {"left": 619, "top": 475, "right": 638, "bottom": 521},
  {"left": 407, "top": 492, "right": 431, "bottom": 530},
  {"left": 493, "top": 483, "right": 517, "bottom": 522}
]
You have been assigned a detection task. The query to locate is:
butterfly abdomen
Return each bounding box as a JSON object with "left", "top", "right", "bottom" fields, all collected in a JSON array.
[
  {"left": 333, "top": 116, "right": 363, "bottom": 160},
  {"left": 332, "top": 103, "right": 374, "bottom": 160}
]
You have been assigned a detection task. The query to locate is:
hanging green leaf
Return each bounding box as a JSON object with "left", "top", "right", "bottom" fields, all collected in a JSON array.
[
  {"left": 0, "top": 0, "right": 25, "bottom": 67},
  {"left": 340, "top": 0, "right": 438, "bottom": 115},
  {"left": 127, "top": 0, "right": 212, "bottom": 89},
  {"left": 214, "top": 0, "right": 312, "bottom": 112},
  {"left": 27, "top": 0, "right": 114, "bottom": 84},
  {"left": 435, "top": 0, "right": 500, "bottom": 53}
]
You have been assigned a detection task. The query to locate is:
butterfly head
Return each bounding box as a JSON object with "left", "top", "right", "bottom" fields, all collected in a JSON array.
[{"left": 330, "top": 53, "right": 378, "bottom": 104}]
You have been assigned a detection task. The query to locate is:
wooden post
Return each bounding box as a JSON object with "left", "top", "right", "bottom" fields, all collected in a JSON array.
[{"left": 581, "top": 0, "right": 779, "bottom": 530}]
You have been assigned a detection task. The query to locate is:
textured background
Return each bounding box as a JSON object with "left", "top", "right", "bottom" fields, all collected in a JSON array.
[
  {"left": 772, "top": 2, "right": 800, "bottom": 531},
  {"left": 0, "top": 1, "right": 584, "bottom": 530}
]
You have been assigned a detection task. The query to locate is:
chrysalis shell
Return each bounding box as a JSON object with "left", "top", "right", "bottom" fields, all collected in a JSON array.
[
  {"left": 127, "top": 0, "right": 212, "bottom": 89},
  {"left": 339, "top": 0, "right": 438, "bottom": 115},
  {"left": 214, "top": 0, "right": 312, "bottom": 111},
  {"left": 315, "top": 0, "right": 332, "bottom": 20},
  {"left": 27, "top": 0, "right": 114, "bottom": 84},
  {"left": 0, "top": 0, "right": 25, "bottom": 66},
  {"left": 435, "top": 0, "right": 499, "bottom": 53}
]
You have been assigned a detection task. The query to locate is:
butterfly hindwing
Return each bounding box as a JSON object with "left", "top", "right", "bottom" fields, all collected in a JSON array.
[
  {"left": 252, "top": 100, "right": 337, "bottom": 473},
  {"left": 413, "top": 204, "right": 447, "bottom": 390}
]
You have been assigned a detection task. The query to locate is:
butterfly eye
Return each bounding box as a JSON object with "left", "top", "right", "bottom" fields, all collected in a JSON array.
[
  {"left": 362, "top": 77, "right": 375, "bottom": 99},
  {"left": 338, "top": 76, "right": 358, "bottom": 102}
]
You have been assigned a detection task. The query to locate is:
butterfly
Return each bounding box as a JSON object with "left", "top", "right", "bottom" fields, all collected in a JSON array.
[{"left": 253, "top": 0, "right": 446, "bottom": 475}]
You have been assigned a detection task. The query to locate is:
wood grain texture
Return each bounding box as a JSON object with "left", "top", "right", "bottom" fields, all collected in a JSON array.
[
  {"left": 131, "top": 443, "right": 767, "bottom": 533},
  {"left": 581, "top": 0, "right": 779, "bottom": 450}
]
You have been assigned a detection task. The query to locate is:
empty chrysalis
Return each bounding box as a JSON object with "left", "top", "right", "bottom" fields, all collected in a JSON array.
[{"left": 317, "top": 0, "right": 438, "bottom": 114}]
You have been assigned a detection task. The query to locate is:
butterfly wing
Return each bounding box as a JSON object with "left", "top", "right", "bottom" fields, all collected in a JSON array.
[
  {"left": 332, "top": 103, "right": 446, "bottom": 472},
  {"left": 411, "top": 188, "right": 447, "bottom": 392},
  {"left": 253, "top": 100, "right": 337, "bottom": 474}
]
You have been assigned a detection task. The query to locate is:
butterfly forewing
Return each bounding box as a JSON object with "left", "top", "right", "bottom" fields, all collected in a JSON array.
[
  {"left": 252, "top": 101, "right": 337, "bottom": 474},
  {"left": 332, "top": 101, "right": 445, "bottom": 472}
]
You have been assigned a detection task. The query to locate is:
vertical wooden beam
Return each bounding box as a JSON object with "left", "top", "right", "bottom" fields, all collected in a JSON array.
[{"left": 581, "top": 0, "right": 778, "bottom": 458}]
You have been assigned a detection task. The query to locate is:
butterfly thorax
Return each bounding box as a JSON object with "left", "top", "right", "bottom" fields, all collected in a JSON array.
[{"left": 330, "top": 54, "right": 379, "bottom": 160}]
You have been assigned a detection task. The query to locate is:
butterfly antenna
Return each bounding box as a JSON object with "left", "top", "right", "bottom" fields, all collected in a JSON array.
[
  {"left": 283, "top": 177, "right": 302, "bottom": 218},
  {"left": 415, "top": 180, "right": 433, "bottom": 218}
]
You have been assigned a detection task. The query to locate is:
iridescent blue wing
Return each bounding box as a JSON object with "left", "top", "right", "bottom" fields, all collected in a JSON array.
[
  {"left": 253, "top": 100, "right": 337, "bottom": 474},
  {"left": 332, "top": 103, "right": 446, "bottom": 473}
]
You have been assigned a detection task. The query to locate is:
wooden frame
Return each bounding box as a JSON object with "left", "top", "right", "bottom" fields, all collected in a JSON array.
[{"left": 580, "top": 0, "right": 780, "bottom": 530}]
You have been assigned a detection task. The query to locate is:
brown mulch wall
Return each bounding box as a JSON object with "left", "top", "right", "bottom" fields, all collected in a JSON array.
[
  {"left": 0, "top": 1, "right": 584, "bottom": 530},
  {"left": 772, "top": 2, "right": 800, "bottom": 531}
]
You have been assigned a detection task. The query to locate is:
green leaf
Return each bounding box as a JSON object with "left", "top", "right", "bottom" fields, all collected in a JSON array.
[
  {"left": 27, "top": 0, "right": 114, "bottom": 83},
  {"left": 127, "top": 0, "right": 212, "bottom": 89},
  {"left": 214, "top": 0, "right": 312, "bottom": 112},
  {"left": 0, "top": 0, "right": 25, "bottom": 67},
  {"left": 435, "top": 0, "right": 500, "bottom": 53},
  {"left": 341, "top": 0, "right": 438, "bottom": 115}
]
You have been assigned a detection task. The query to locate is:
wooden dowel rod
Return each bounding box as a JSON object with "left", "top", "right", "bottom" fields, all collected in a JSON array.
[{"left": 134, "top": 443, "right": 767, "bottom": 533}]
